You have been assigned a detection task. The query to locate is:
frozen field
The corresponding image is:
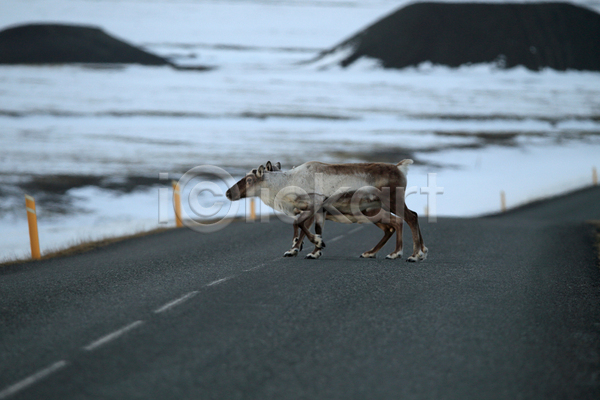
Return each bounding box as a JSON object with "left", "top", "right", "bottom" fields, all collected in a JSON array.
[{"left": 1, "top": 0, "right": 600, "bottom": 260}]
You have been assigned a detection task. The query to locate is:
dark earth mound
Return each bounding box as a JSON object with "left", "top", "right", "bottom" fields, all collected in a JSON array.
[
  {"left": 0, "top": 23, "right": 169, "bottom": 65},
  {"left": 321, "top": 2, "right": 600, "bottom": 71}
]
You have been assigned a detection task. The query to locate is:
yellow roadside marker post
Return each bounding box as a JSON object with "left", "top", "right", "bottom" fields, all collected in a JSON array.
[
  {"left": 500, "top": 190, "right": 507, "bottom": 212},
  {"left": 172, "top": 181, "right": 183, "bottom": 228},
  {"left": 25, "top": 195, "right": 41, "bottom": 260},
  {"left": 593, "top": 167, "right": 598, "bottom": 186},
  {"left": 250, "top": 198, "right": 256, "bottom": 221}
]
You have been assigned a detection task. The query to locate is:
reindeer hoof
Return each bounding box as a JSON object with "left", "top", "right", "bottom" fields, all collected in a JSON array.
[
  {"left": 385, "top": 252, "right": 402, "bottom": 260},
  {"left": 360, "top": 253, "right": 376, "bottom": 258},
  {"left": 314, "top": 235, "right": 326, "bottom": 249},
  {"left": 305, "top": 250, "right": 322, "bottom": 259},
  {"left": 407, "top": 248, "right": 427, "bottom": 262},
  {"left": 419, "top": 247, "right": 428, "bottom": 260},
  {"left": 283, "top": 249, "right": 299, "bottom": 257}
]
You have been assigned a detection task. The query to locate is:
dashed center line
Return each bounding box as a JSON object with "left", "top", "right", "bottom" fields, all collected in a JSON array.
[
  {"left": 83, "top": 320, "right": 144, "bottom": 351},
  {"left": 349, "top": 226, "right": 364, "bottom": 234},
  {"left": 0, "top": 360, "right": 68, "bottom": 399},
  {"left": 328, "top": 234, "right": 345, "bottom": 243},
  {"left": 154, "top": 291, "right": 199, "bottom": 313},
  {"left": 0, "top": 265, "right": 273, "bottom": 398},
  {"left": 325, "top": 226, "right": 366, "bottom": 244},
  {"left": 243, "top": 264, "right": 265, "bottom": 272},
  {"left": 206, "top": 276, "right": 233, "bottom": 286}
]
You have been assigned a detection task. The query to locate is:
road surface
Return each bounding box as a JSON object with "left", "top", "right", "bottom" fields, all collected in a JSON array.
[{"left": 1, "top": 186, "right": 599, "bottom": 399}]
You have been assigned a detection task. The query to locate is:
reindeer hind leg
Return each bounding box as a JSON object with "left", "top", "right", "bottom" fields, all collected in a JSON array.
[
  {"left": 360, "top": 222, "right": 393, "bottom": 259},
  {"left": 403, "top": 206, "right": 427, "bottom": 262}
]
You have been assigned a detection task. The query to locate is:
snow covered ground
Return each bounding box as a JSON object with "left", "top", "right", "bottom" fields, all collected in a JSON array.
[{"left": 1, "top": 0, "right": 599, "bottom": 261}]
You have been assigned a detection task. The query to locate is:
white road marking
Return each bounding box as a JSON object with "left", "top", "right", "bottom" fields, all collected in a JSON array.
[
  {"left": 243, "top": 264, "right": 265, "bottom": 272},
  {"left": 328, "top": 235, "right": 345, "bottom": 243},
  {"left": 83, "top": 320, "right": 144, "bottom": 351},
  {"left": 206, "top": 276, "right": 233, "bottom": 287},
  {"left": 349, "top": 226, "right": 364, "bottom": 234},
  {"left": 328, "top": 226, "right": 364, "bottom": 243},
  {"left": 0, "top": 360, "right": 68, "bottom": 399},
  {"left": 154, "top": 291, "right": 198, "bottom": 313}
]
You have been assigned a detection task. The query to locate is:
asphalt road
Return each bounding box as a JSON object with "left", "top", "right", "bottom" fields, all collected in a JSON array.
[{"left": 1, "top": 186, "right": 600, "bottom": 399}]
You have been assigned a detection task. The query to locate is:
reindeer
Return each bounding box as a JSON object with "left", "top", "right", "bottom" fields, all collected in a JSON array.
[{"left": 225, "top": 160, "right": 427, "bottom": 261}]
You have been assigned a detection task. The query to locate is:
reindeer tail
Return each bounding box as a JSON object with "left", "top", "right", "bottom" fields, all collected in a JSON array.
[{"left": 396, "top": 159, "right": 413, "bottom": 176}]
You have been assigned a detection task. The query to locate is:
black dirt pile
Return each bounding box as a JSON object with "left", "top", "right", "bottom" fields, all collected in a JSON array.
[
  {"left": 0, "top": 23, "right": 169, "bottom": 65},
  {"left": 320, "top": 2, "right": 600, "bottom": 71}
]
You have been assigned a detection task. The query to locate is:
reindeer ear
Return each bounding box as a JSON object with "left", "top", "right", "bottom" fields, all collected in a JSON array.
[
  {"left": 257, "top": 165, "right": 265, "bottom": 178},
  {"left": 266, "top": 161, "right": 273, "bottom": 171},
  {"left": 275, "top": 162, "right": 281, "bottom": 170}
]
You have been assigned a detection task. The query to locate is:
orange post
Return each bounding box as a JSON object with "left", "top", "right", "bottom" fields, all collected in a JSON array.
[
  {"left": 250, "top": 198, "right": 256, "bottom": 221},
  {"left": 172, "top": 181, "right": 183, "bottom": 227},
  {"left": 25, "top": 195, "right": 41, "bottom": 260}
]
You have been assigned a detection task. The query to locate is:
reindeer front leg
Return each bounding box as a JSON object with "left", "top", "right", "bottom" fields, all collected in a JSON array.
[
  {"left": 290, "top": 195, "right": 326, "bottom": 258},
  {"left": 296, "top": 210, "right": 326, "bottom": 254},
  {"left": 283, "top": 218, "right": 311, "bottom": 257}
]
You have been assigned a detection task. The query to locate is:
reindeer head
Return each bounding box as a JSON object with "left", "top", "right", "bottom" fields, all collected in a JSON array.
[{"left": 226, "top": 165, "right": 266, "bottom": 201}]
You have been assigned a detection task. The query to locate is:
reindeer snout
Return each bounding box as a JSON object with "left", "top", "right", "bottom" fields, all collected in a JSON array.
[
  {"left": 226, "top": 188, "right": 239, "bottom": 201},
  {"left": 226, "top": 185, "right": 241, "bottom": 201}
]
